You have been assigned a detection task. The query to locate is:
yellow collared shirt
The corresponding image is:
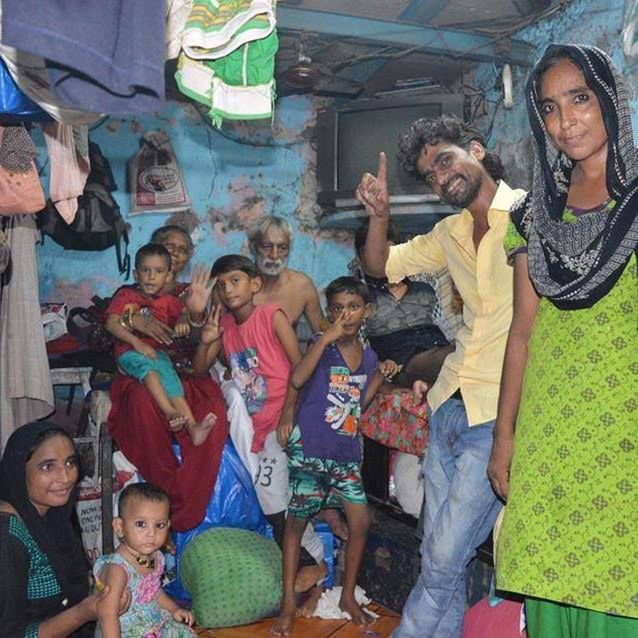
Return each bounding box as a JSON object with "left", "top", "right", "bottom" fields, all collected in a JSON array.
[{"left": 386, "top": 181, "right": 526, "bottom": 426}]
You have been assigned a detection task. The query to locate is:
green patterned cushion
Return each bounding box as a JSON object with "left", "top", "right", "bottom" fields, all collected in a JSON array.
[{"left": 180, "top": 527, "right": 282, "bottom": 628}]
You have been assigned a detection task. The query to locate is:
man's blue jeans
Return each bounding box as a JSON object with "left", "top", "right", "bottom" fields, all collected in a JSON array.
[{"left": 393, "top": 398, "right": 502, "bottom": 638}]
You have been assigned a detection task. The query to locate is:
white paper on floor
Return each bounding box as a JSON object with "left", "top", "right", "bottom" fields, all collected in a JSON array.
[{"left": 313, "top": 586, "right": 380, "bottom": 621}]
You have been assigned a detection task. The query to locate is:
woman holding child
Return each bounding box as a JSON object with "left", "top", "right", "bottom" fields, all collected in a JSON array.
[
  {"left": 0, "top": 422, "right": 128, "bottom": 637},
  {"left": 489, "top": 45, "right": 638, "bottom": 636},
  {"left": 107, "top": 225, "right": 228, "bottom": 532}
]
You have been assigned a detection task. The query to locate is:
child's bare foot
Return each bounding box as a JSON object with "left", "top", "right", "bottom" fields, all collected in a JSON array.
[
  {"left": 297, "top": 583, "right": 323, "bottom": 618},
  {"left": 294, "top": 561, "right": 327, "bottom": 593},
  {"left": 339, "top": 594, "right": 374, "bottom": 626},
  {"left": 168, "top": 415, "right": 188, "bottom": 432},
  {"left": 188, "top": 412, "right": 217, "bottom": 446},
  {"left": 271, "top": 604, "right": 295, "bottom": 636},
  {"left": 315, "top": 509, "right": 349, "bottom": 541}
]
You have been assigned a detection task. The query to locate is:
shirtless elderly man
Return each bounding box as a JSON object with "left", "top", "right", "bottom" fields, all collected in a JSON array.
[
  {"left": 247, "top": 216, "right": 349, "bottom": 545},
  {"left": 248, "top": 216, "right": 324, "bottom": 334}
]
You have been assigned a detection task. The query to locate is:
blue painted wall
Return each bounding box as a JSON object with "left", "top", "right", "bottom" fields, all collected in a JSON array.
[
  {"left": 39, "top": 0, "right": 632, "bottom": 307},
  {"left": 470, "top": 0, "right": 633, "bottom": 189},
  {"left": 37, "top": 97, "right": 353, "bottom": 307}
]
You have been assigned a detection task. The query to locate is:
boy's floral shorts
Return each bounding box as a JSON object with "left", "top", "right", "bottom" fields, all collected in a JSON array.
[{"left": 286, "top": 426, "right": 367, "bottom": 518}]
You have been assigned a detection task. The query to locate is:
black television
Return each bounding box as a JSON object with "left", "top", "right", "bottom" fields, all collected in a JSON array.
[{"left": 316, "top": 92, "right": 466, "bottom": 232}]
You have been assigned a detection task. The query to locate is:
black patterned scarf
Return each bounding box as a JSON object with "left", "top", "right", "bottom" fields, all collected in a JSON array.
[
  {"left": 0, "top": 422, "right": 89, "bottom": 609},
  {"left": 510, "top": 44, "right": 638, "bottom": 309}
]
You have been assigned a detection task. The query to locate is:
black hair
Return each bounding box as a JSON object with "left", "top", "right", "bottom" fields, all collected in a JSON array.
[
  {"left": 134, "top": 243, "right": 172, "bottom": 270},
  {"left": 25, "top": 427, "right": 73, "bottom": 463},
  {"left": 397, "top": 113, "right": 505, "bottom": 182},
  {"left": 150, "top": 225, "right": 193, "bottom": 251},
  {"left": 118, "top": 482, "right": 170, "bottom": 518},
  {"left": 325, "top": 276, "right": 370, "bottom": 305},
  {"left": 353, "top": 218, "right": 401, "bottom": 257},
  {"left": 533, "top": 47, "right": 580, "bottom": 85},
  {"left": 211, "top": 254, "right": 258, "bottom": 278}
]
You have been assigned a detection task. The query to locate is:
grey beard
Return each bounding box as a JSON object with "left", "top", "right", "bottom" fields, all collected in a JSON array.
[{"left": 256, "top": 255, "right": 287, "bottom": 276}]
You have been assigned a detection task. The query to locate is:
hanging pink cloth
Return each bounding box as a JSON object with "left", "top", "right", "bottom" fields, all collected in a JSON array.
[
  {"left": 41, "top": 123, "right": 90, "bottom": 223},
  {"left": 0, "top": 125, "right": 45, "bottom": 216}
]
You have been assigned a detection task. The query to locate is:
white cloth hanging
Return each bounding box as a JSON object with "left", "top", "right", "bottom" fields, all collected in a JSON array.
[{"left": 0, "top": 215, "right": 54, "bottom": 450}]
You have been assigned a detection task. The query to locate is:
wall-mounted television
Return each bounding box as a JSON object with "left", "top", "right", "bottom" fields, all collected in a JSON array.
[{"left": 316, "top": 92, "right": 466, "bottom": 211}]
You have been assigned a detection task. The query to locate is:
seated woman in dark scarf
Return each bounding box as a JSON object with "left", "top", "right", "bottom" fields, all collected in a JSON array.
[
  {"left": 352, "top": 219, "right": 453, "bottom": 386},
  {"left": 107, "top": 225, "right": 228, "bottom": 532},
  {"left": 0, "top": 422, "right": 127, "bottom": 637}
]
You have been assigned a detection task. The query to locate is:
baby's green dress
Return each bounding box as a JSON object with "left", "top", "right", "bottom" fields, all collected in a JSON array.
[{"left": 496, "top": 202, "right": 638, "bottom": 618}]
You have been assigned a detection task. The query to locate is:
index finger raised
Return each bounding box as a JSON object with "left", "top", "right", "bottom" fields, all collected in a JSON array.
[{"left": 377, "top": 152, "right": 388, "bottom": 182}]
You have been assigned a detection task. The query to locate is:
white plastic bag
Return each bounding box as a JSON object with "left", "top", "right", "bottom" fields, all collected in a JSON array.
[
  {"left": 40, "top": 302, "right": 67, "bottom": 342},
  {"left": 128, "top": 131, "right": 191, "bottom": 215}
]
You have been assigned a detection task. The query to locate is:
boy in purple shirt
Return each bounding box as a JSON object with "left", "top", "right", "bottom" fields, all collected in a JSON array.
[{"left": 273, "top": 277, "right": 398, "bottom": 636}]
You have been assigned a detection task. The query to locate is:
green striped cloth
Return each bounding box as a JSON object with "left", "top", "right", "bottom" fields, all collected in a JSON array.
[{"left": 175, "top": 0, "right": 277, "bottom": 127}]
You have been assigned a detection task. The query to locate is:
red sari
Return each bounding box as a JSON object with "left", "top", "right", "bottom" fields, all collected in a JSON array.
[{"left": 107, "top": 284, "right": 228, "bottom": 531}]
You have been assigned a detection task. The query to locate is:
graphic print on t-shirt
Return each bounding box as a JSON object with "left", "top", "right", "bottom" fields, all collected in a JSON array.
[
  {"left": 324, "top": 366, "right": 368, "bottom": 437},
  {"left": 229, "top": 347, "right": 267, "bottom": 415}
]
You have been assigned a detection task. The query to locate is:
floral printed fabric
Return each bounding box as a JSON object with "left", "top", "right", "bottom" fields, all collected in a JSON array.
[
  {"left": 496, "top": 210, "right": 638, "bottom": 618},
  {"left": 93, "top": 552, "right": 195, "bottom": 637},
  {"left": 360, "top": 388, "right": 429, "bottom": 456}
]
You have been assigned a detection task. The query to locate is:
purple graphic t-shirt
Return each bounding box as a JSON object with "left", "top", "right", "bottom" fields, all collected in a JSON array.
[{"left": 296, "top": 339, "right": 377, "bottom": 462}]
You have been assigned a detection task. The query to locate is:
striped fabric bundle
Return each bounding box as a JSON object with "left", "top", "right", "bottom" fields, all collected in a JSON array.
[{"left": 175, "top": 0, "right": 278, "bottom": 127}]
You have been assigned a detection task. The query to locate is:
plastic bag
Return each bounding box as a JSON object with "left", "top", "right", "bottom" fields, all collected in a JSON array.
[
  {"left": 0, "top": 58, "right": 50, "bottom": 121},
  {"left": 128, "top": 131, "right": 191, "bottom": 215},
  {"left": 164, "top": 439, "right": 272, "bottom": 601},
  {"left": 41, "top": 302, "right": 68, "bottom": 342}
]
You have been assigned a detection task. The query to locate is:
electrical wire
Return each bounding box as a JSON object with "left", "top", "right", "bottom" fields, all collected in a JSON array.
[
  {"left": 191, "top": 102, "right": 306, "bottom": 148},
  {"left": 484, "top": 99, "right": 502, "bottom": 144},
  {"left": 443, "top": 0, "right": 572, "bottom": 61}
]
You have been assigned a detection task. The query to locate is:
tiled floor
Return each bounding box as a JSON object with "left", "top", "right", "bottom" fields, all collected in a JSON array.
[{"left": 194, "top": 603, "right": 400, "bottom": 637}]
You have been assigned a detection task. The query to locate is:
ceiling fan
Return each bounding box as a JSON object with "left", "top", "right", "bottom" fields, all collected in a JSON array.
[{"left": 277, "top": 35, "right": 365, "bottom": 98}]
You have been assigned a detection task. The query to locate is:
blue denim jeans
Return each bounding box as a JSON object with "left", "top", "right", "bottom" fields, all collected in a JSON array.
[{"left": 393, "top": 398, "right": 502, "bottom": 638}]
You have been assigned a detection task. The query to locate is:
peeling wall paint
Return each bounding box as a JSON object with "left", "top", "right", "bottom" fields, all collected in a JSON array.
[
  {"left": 37, "top": 96, "right": 354, "bottom": 307},
  {"left": 38, "top": 0, "right": 632, "bottom": 308},
  {"left": 470, "top": 0, "right": 633, "bottom": 189}
]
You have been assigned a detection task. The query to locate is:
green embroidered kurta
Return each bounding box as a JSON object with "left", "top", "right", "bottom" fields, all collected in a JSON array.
[{"left": 496, "top": 204, "right": 638, "bottom": 618}]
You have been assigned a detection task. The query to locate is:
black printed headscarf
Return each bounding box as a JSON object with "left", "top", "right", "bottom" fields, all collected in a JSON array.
[
  {"left": 0, "top": 422, "right": 89, "bottom": 608},
  {"left": 510, "top": 44, "right": 638, "bottom": 309}
]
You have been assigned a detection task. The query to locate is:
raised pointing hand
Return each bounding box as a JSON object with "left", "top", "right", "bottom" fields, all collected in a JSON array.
[{"left": 355, "top": 152, "right": 390, "bottom": 219}]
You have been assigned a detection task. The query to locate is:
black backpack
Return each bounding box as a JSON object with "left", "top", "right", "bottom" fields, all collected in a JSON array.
[{"left": 38, "top": 141, "right": 130, "bottom": 277}]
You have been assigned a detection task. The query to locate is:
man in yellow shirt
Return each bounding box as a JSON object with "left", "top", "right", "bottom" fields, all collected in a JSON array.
[{"left": 357, "top": 114, "right": 525, "bottom": 638}]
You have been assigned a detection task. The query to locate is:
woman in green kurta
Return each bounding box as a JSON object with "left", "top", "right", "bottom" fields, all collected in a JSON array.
[{"left": 488, "top": 44, "right": 638, "bottom": 637}]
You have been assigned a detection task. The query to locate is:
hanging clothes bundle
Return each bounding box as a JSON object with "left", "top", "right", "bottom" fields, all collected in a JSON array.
[
  {"left": 0, "top": 214, "right": 55, "bottom": 450},
  {"left": 0, "top": 124, "right": 46, "bottom": 215},
  {"left": 41, "top": 123, "right": 90, "bottom": 224},
  {"left": 175, "top": 0, "right": 278, "bottom": 127},
  {"left": 0, "top": 1, "right": 165, "bottom": 116},
  {"left": 0, "top": 47, "right": 101, "bottom": 125}
]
